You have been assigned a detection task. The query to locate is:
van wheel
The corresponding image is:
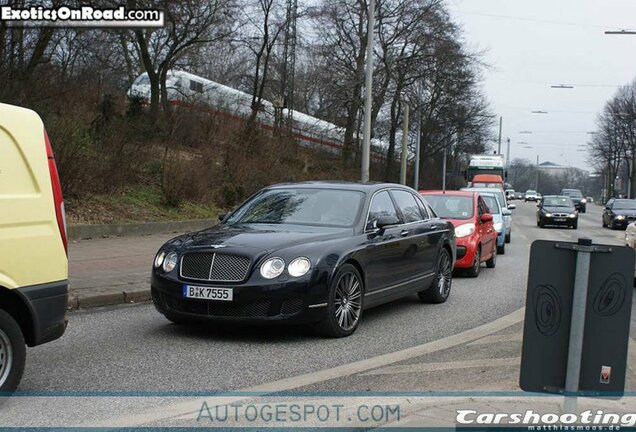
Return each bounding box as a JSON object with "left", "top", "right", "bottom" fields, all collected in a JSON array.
[{"left": 0, "top": 309, "right": 26, "bottom": 393}]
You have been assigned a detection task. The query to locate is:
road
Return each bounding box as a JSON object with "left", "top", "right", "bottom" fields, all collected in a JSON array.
[{"left": 18, "top": 201, "right": 634, "bottom": 395}]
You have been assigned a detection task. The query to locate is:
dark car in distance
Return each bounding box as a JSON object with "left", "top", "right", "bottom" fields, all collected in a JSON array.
[
  {"left": 537, "top": 195, "right": 578, "bottom": 229},
  {"left": 151, "top": 182, "right": 456, "bottom": 337},
  {"left": 561, "top": 188, "right": 587, "bottom": 213},
  {"left": 602, "top": 198, "right": 636, "bottom": 230}
]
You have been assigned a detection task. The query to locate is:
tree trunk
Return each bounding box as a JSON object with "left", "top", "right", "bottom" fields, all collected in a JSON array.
[
  {"left": 135, "top": 30, "right": 160, "bottom": 122},
  {"left": 160, "top": 66, "right": 172, "bottom": 114}
]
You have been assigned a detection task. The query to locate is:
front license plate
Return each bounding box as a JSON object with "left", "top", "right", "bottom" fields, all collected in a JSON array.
[
  {"left": 554, "top": 218, "right": 566, "bottom": 222},
  {"left": 183, "top": 285, "right": 233, "bottom": 301}
]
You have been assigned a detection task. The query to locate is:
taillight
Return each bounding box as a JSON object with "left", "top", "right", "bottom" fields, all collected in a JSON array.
[{"left": 44, "top": 129, "right": 68, "bottom": 255}]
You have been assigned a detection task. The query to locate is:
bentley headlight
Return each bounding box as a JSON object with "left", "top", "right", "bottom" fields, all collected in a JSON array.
[
  {"left": 581, "top": 198, "right": 587, "bottom": 203},
  {"left": 544, "top": 213, "right": 553, "bottom": 218},
  {"left": 493, "top": 222, "right": 503, "bottom": 233},
  {"left": 261, "top": 257, "right": 285, "bottom": 279},
  {"left": 154, "top": 251, "right": 166, "bottom": 268},
  {"left": 616, "top": 215, "right": 626, "bottom": 220},
  {"left": 455, "top": 223, "right": 476, "bottom": 238},
  {"left": 163, "top": 252, "right": 178, "bottom": 273},
  {"left": 288, "top": 257, "right": 311, "bottom": 277},
  {"left": 568, "top": 214, "right": 577, "bottom": 218}
]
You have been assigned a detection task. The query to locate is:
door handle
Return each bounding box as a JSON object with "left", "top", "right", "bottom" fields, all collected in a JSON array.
[
  {"left": 400, "top": 230, "right": 410, "bottom": 237},
  {"left": 428, "top": 225, "right": 439, "bottom": 231}
]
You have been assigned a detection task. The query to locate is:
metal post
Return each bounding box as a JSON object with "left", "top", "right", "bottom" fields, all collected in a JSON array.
[
  {"left": 497, "top": 116, "right": 502, "bottom": 154},
  {"left": 400, "top": 104, "right": 409, "bottom": 185},
  {"left": 563, "top": 238, "right": 593, "bottom": 413},
  {"left": 536, "top": 155, "right": 540, "bottom": 190},
  {"left": 360, "top": 0, "right": 375, "bottom": 183},
  {"left": 628, "top": 158, "right": 632, "bottom": 199},
  {"left": 506, "top": 137, "right": 511, "bottom": 169},
  {"left": 442, "top": 146, "right": 447, "bottom": 192},
  {"left": 414, "top": 117, "right": 421, "bottom": 190}
]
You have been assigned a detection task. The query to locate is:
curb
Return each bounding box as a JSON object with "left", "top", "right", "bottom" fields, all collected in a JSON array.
[
  {"left": 68, "top": 287, "right": 152, "bottom": 311},
  {"left": 67, "top": 218, "right": 217, "bottom": 240}
]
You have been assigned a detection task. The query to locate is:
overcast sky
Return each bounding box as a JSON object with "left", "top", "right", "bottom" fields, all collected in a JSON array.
[{"left": 446, "top": 0, "right": 636, "bottom": 170}]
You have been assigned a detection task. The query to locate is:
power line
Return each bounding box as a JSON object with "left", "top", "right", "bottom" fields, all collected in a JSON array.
[
  {"left": 456, "top": 10, "right": 611, "bottom": 30},
  {"left": 492, "top": 77, "right": 621, "bottom": 88},
  {"left": 498, "top": 104, "right": 598, "bottom": 114}
]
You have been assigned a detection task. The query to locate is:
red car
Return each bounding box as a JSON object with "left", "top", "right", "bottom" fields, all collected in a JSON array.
[{"left": 420, "top": 190, "right": 498, "bottom": 277}]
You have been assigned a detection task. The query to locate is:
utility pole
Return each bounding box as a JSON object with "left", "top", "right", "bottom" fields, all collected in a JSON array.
[
  {"left": 414, "top": 117, "right": 421, "bottom": 190},
  {"left": 536, "top": 155, "right": 540, "bottom": 190},
  {"left": 400, "top": 104, "right": 410, "bottom": 185},
  {"left": 628, "top": 158, "right": 633, "bottom": 199},
  {"left": 442, "top": 145, "right": 447, "bottom": 192},
  {"left": 497, "top": 116, "right": 502, "bottom": 154},
  {"left": 360, "top": 0, "right": 376, "bottom": 182},
  {"left": 506, "top": 137, "right": 511, "bottom": 169},
  {"left": 281, "top": 0, "right": 298, "bottom": 133}
]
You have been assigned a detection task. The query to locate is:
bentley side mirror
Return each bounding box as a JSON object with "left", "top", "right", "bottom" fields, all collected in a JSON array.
[{"left": 375, "top": 215, "right": 400, "bottom": 234}]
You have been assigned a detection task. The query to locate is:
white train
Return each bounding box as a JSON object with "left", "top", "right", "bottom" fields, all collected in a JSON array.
[{"left": 128, "top": 70, "right": 386, "bottom": 160}]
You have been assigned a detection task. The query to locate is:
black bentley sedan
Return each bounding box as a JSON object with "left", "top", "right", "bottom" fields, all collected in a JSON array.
[
  {"left": 536, "top": 195, "right": 578, "bottom": 229},
  {"left": 151, "top": 182, "right": 456, "bottom": 337}
]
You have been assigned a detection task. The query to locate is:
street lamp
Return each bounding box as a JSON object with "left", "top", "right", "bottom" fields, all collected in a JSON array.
[
  {"left": 531, "top": 110, "right": 549, "bottom": 114},
  {"left": 605, "top": 30, "right": 636, "bottom": 35},
  {"left": 360, "top": 0, "right": 376, "bottom": 182},
  {"left": 551, "top": 84, "right": 575, "bottom": 89},
  {"left": 520, "top": 130, "right": 533, "bottom": 134}
]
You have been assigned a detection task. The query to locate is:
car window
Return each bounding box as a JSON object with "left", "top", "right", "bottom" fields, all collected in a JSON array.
[
  {"left": 227, "top": 188, "right": 364, "bottom": 227},
  {"left": 415, "top": 195, "right": 431, "bottom": 219},
  {"left": 613, "top": 200, "right": 636, "bottom": 210},
  {"left": 391, "top": 190, "right": 423, "bottom": 223},
  {"left": 477, "top": 196, "right": 487, "bottom": 216},
  {"left": 543, "top": 197, "right": 573, "bottom": 207},
  {"left": 423, "top": 195, "right": 474, "bottom": 220},
  {"left": 481, "top": 195, "right": 500, "bottom": 214},
  {"left": 366, "top": 191, "right": 399, "bottom": 230}
]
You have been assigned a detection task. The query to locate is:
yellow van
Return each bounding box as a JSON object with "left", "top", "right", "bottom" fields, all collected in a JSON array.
[{"left": 0, "top": 103, "right": 68, "bottom": 392}]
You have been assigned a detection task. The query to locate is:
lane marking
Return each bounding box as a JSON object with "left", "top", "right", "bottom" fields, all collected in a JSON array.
[
  {"left": 360, "top": 357, "right": 520, "bottom": 376},
  {"left": 90, "top": 307, "right": 526, "bottom": 427},
  {"left": 467, "top": 332, "right": 522, "bottom": 346}
]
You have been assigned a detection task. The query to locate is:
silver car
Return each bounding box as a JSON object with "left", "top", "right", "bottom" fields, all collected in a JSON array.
[{"left": 462, "top": 187, "right": 514, "bottom": 243}]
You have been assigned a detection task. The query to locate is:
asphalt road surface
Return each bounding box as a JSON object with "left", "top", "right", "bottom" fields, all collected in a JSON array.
[{"left": 19, "top": 202, "right": 633, "bottom": 394}]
